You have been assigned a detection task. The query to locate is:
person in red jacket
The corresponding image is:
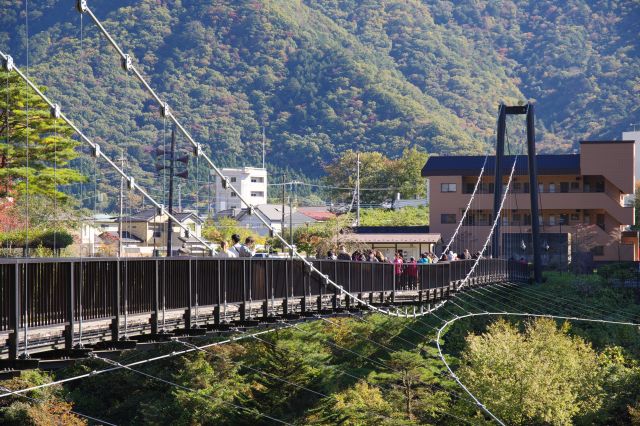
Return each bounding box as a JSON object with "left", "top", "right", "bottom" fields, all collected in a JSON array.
[
  {"left": 406, "top": 257, "right": 418, "bottom": 290},
  {"left": 393, "top": 252, "right": 404, "bottom": 289}
]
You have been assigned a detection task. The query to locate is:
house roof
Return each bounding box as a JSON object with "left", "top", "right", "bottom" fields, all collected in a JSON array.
[
  {"left": 421, "top": 154, "right": 581, "bottom": 177},
  {"left": 297, "top": 207, "right": 336, "bottom": 221},
  {"left": 352, "top": 226, "right": 431, "bottom": 234},
  {"left": 348, "top": 233, "right": 441, "bottom": 244},
  {"left": 236, "top": 204, "right": 319, "bottom": 225},
  {"left": 98, "top": 231, "right": 143, "bottom": 244},
  {"left": 123, "top": 209, "right": 203, "bottom": 224}
]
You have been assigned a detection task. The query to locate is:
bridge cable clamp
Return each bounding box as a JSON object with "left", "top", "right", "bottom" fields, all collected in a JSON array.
[
  {"left": 127, "top": 177, "right": 135, "bottom": 191},
  {"left": 50, "top": 103, "right": 61, "bottom": 119},
  {"left": 92, "top": 144, "right": 101, "bottom": 158},
  {"left": 76, "top": 0, "right": 87, "bottom": 13},
  {"left": 121, "top": 54, "right": 133, "bottom": 72},
  {"left": 161, "top": 102, "right": 170, "bottom": 118},
  {"left": 3, "top": 55, "right": 13, "bottom": 72}
]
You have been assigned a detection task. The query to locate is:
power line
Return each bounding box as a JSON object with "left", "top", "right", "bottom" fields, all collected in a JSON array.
[{"left": 92, "top": 354, "right": 293, "bottom": 425}]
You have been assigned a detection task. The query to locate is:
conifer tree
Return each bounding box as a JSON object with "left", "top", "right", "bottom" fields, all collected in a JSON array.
[{"left": 0, "top": 71, "right": 84, "bottom": 203}]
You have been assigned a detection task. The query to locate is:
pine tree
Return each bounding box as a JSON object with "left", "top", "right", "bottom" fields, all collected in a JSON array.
[{"left": 0, "top": 71, "right": 84, "bottom": 203}]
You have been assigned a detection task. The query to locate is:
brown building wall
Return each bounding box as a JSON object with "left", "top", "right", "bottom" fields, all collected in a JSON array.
[{"left": 427, "top": 142, "right": 636, "bottom": 262}]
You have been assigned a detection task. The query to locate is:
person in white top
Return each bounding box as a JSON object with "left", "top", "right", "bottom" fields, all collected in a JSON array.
[
  {"left": 216, "top": 241, "right": 237, "bottom": 258},
  {"left": 237, "top": 236, "right": 256, "bottom": 257},
  {"left": 229, "top": 234, "right": 241, "bottom": 257}
]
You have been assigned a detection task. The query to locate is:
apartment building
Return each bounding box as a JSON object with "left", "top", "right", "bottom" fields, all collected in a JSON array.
[
  {"left": 422, "top": 140, "right": 638, "bottom": 262},
  {"left": 214, "top": 167, "right": 267, "bottom": 212}
]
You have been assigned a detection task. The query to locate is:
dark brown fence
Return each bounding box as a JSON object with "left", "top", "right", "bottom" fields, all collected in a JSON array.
[{"left": 0, "top": 257, "right": 529, "bottom": 358}]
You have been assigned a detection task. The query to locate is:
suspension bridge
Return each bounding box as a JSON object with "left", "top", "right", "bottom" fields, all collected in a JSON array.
[{"left": 1, "top": 2, "right": 638, "bottom": 424}]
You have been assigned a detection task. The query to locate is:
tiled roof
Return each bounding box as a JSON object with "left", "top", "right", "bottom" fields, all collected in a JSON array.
[
  {"left": 348, "top": 233, "right": 441, "bottom": 244},
  {"left": 352, "top": 226, "right": 431, "bottom": 234},
  {"left": 421, "top": 154, "right": 581, "bottom": 177}
]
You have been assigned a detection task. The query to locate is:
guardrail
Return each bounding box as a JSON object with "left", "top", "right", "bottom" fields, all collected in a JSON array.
[{"left": 0, "top": 257, "right": 529, "bottom": 359}]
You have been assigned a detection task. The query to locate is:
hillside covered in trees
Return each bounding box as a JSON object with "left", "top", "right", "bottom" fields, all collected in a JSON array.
[{"left": 1, "top": 0, "right": 638, "bottom": 187}]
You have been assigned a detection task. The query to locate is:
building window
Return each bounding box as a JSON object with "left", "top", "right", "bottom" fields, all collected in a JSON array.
[
  {"left": 522, "top": 182, "right": 530, "bottom": 193},
  {"left": 559, "top": 214, "right": 568, "bottom": 225},
  {"left": 251, "top": 191, "right": 264, "bottom": 197},
  {"left": 570, "top": 182, "right": 580, "bottom": 191},
  {"left": 548, "top": 215, "right": 556, "bottom": 226},
  {"left": 570, "top": 213, "right": 580, "bottom": 222},
  {"left": 441, "top": 214, "right": 456, "bottom": 224},
  {"left": 153, "top": 231, "right": 161, "bottom": 238},
  {"left": 513, "top": 182, "right": 521, "bottom": 193},
  {"left": 584, "top": 214, "right": 591, "bottom": 224},
  {"left": 591, "top": 246, "right": 604, "bottom": 256},
  {"left": 251, "top": 177, "right": 264, "bottom": 183},
  {"left": 465, "top": 183, "right": 474, "bottom": 194},
  {"left": 548, "top": 183, "right": 556, "bottom": 193},
  {"left": 229, "top": 177, "right": 237, "bottom": 183},
  {"left": 523, "top": 214, "right": 531, "bottom": 225},
  {"left": 539, "top": 215, "right": 544, "bottom": 226},
  {"left": 560, "top": 182, "right": 569, "bottom": 193},
  {"left": 440, "top": 183, "right": 457, "bottom": 193},
  {"left": 230, "top": 191, "right": 237, "bottom": 197},
  {"left": 539, "top": 184, "right": 544, "bottom": 193}
]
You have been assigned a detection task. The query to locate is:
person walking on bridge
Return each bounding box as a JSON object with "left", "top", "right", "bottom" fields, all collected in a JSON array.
[
  {"left": 216, "top": 241, "right": 237, "bottom": 258},
  {"left": 229, "top": 234, "right": 242, "bottom": 257},
  {"left": 393, "top": 252, "right": 404, "bottom": 287},
  {"left": 337, "top": 245, "right": 351, "bottom": 261},
  {"left": 237, "top": 236, "right": 256, "bottom": 257}
]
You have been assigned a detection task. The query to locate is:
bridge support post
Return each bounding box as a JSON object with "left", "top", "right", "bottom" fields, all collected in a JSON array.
[
  {"left": 345, "top": 294, "right": 351, "bottom": 310},
  {"left": 300, "top": 297, "right": 307, "bottom": 315},
  {"left": 331, "top": 291, "right": 338, "bottom": 311},
  {"left": 64, "top": 262, "right": 75, "bottom": 351},
  {"left": 492, "top": 104, "right": 506, "bottom": 258},
  {"left": 281, "top": 299, "right": 288, "bottom": 317},
  {"left": 526, "top": 104, "right": 543, "bottom": 284},
  {"left": 262, "top": 300, "right": 269, "bottom": 319},
  {"left": 8, "top": 263, "right": 20, "bottom": 360}
]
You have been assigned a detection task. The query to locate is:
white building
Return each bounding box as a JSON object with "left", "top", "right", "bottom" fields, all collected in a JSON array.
[{"left": 214, "top": 167, "right": 267, "bottom": 212}]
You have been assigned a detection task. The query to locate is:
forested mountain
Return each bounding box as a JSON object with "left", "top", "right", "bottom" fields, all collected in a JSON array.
[{"left": 1, "top": 0, "right": 638, "bottom": 189}]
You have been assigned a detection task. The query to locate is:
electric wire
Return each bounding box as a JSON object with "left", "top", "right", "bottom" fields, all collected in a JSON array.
[
  {"left": 92, "top": 354, "right": 293, "bottom": 425},
  {"left": 0, "top": 384, "right": 118, "bottom": 426}
]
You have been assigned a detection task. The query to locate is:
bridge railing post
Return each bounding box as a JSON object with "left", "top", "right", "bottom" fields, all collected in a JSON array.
[
  {"left": 65, "top": 261, "right": 75, "bottom": 351},
  {"left": 184, "top": 258, "right": 193, "bottom": 330},
  {"left": 9, "top": 262, "right": 20, "bottom": 360},
  {"left": 151, "top": 259, "right": 159, "bottom": 335},
  {"left": 111, "top": 259, "right": 121, "bottom": 342}
]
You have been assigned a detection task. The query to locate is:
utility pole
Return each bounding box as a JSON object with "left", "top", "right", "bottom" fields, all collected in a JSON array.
[
  {"left": 167, "top": 127, "right": 176, "bottom": 257},
  {"left": 356, "top": 152, "right": 361, "bottom": 226},
  {"left": 118, "top": 150, "right": 124, "bottom": 258},
  {"left": 177, "top": 183, "right": 182, "bottom": 212},
  {"left": 262, "top": 126, "right": 266, "bottom": 169},
  {"left": 289, "top": 183, "right": 294, "bottom": 254}
]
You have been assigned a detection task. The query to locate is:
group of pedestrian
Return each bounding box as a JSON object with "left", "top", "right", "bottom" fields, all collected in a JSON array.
[
  {"left": 439, "top": 249, "right": 479, "bottom": 262},
  {"left": 215, "top": 234, "right": 256, "bottom": 258},
  {"left": 329, "top": 245, "right": 390, "bottom": 263}
]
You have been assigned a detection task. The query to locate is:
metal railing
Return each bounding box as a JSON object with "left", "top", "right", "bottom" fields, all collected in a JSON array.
[{"left": 0, "top": 257, "right": 529, "bottom": 358}]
